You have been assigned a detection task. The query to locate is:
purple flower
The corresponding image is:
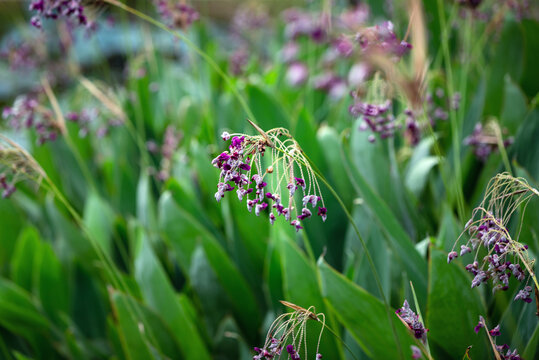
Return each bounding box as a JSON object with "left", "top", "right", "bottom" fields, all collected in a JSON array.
[
  {"left": 464, "top": 123, "right": 513, "bottom": 161},
  {"left": 286, "top": 62, "right": 309, "bottom": 87},
  {"left": 29, "top": 0, "right": 89, "bottom": 29},
  {"left": 411, "top": 345, "right": 422, "bottom": 359},
  {"left": 514, "top": 286, "right": 533, "bottom": 303},
  {"left": 396, "top": 300, "right": 428, "bottom": 342},
  {"left": 153, "top": 1, "right": 199, "bottom": 29},
  {"left": 489, "top": 325, "right": 501, "bottom": 337},
  {"left": 291, "top": 220, "right": 303, "bottom": 232},
  {"left": 317, "top": 207, "right": 327, "bottom": 222},
  {"left": 447, "top": 251, "right": 458, "bottom": 263}
]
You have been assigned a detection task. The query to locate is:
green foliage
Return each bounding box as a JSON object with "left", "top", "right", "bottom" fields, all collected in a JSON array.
[{"left": 0, "top": 1, "right": 538, "bottom": 359}]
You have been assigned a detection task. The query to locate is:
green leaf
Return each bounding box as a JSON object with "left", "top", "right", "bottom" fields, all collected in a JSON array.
[
  {"left": 523, "top": 323, "right": 539, "bottom": 360},
  {"left": 343, "top": 142, "right": 428, "bottom": 301},
  {"left": 134, "top": 228, "right": 211, "bottom": 360},
  {"left": 109, "top": 291, "right": 155, "bottom": 360},
  {"left": 10, "top": 227, "right": 41, "bottom": 292},
  {"left": 136, "top": 173, "right": 157, "bottom": 230},
  {"left": 83, "top": 192, "right": 115, "bottom": 257},
  {"left": 426, "top": 248, "right": 487, "bottom": 359},
  {"left": 0, "top": 278, "right": 50, "bottom": 335},
  {"left": 405, "top": 157, "right": 439, "bottom": 197},
  {"left": 246, "top": 84, "right": 289, "bottom": 129},
  {"left": 318, "top": 261, "right": 414, "bottom": 359}
]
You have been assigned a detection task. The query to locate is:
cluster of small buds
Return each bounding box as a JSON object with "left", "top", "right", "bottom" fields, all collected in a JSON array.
[
  {"left": 213, "top": 126, "right": 327, "bottom": 232},
  {"left": 147, "top": 125, "right": 181, "bottom": 181},
  {"left": 448, "top": 212, "right": 531, "bottom": 295},
  {"left": 464, "top": 123, "right": 514, "bottom": 161},
  {"left": 402, "top": 90, "right": 461, "bottom": 146},
  {"left": 229, "top": 48, "right": 249, "bottom": 76},
  {"left": 282, "top": 8, "right": 327, "bottom": 43},
  {"left": 253, "top": 301, "right": 324, "bottom": 360},
  {"left": 514, "top": 285, "right": 533, "bottom": 303},
  {"left": 411, "top": 345, "right": 422, "bottom": 359},
  {"left": 67, "top": 108, "right": 120, "bottom": 138},
  {"left": 29, "top": 0, "right": 90, "bottom": 29},
  {"left": 253, "top": 338, "right": 282, "bottom": 360},
  {"left": 153, "top": 0, "right": 199, "bottom": 30},
  {"left": 395, "top": 300, "right": 428, "bottom": 342},
  {"left": 0, "top": 173, "right": 16, "bottom": 199},
  {"left": 0, "top": 41, "right": 39, "bottom": 71},
  {"left": 356, "top": 21, "right": 412, "bottom": 59},
  {"left": 2, "top": 94, "right": 59, "bottom": 145},
  {"left": 286, "top": 62, "right": 309, "bottom": 87},
  {"left": 474, "top": 317, "right": 522, "bottom": 360},
  {"left": 350, "top": 99, "right": 398, "bottom": 143}
]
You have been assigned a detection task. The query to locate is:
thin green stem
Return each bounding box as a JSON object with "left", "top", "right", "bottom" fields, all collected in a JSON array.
[
  {"left": 436, "top": 0, "right": 466, "bottom": 222},
  {"left": 323, "top": 323, "right": 360, "bottom": 360}
]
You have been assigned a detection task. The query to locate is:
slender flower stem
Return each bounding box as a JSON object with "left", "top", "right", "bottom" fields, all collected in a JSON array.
[{"left": 436, "top": 0, "right": 466, "bottom": 222}]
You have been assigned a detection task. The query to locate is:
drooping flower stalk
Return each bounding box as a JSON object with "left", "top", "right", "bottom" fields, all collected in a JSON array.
[
  {"left": 253, "top": 301, "right": 326, "bottom": 360},
  {"left": 449, "top": 173, "right": 539, "bottom": 302},
  {"left": 212, "top": 121, "right": 327, "bottom": 231}
]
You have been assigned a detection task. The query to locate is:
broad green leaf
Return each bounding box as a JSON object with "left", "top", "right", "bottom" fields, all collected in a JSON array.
[
  {"left": 83, "top": 192, "right": 115, "bottom": 257},
  {"left": 426, "top": 248, "right": 487, "bottom": 359},
  {"left": 246, "top": 84, "right": 289, "bottom": 129},
  {"left": 10, "top": 227, "right": 41, "bottom": 292},
  {"left": 109, "top": 291, "right": 155, "bottom": 360},
  {"left": 136, "top": 173, "right": 157, "bottom": 230},
  {"left": 343, "top": 143, "right": 428, "bottom": 301},
  {"left": 36, "top": 243, "right": 68, "bottom": 326},
  {"left": 0, "top": 278, "right": 50, "bottom": 335},
  {"left": 405, "top": 157, "right": 439, "bottom": 197},
  {"left": 318, "top": 261, "right": 414, "bottom": 359},
  {"left": 523, "top": 323, "right": 539, "bottom": 360},
  {"left": 134, "top": 228, "right": 211, "bottom": 360}
]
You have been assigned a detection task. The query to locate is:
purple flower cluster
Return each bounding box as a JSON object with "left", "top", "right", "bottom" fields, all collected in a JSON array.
[
  {"left": 67, "top": 108, "right": 121, "bottom": 138},
  {"left": 282, "top": 8, "right": 328, "bottom": 43},
  {"left": 350, "top": 99, "right": 397, "bottom": 143},
  {"left": 29, "top": 0, "right": 89, "bottom": 29},
  {"left": 153, "top": 1, "right": 199, "bottom": 30},
  {"left": 464, "top": 123, "right": 513, "bottom": 161},
  {"left": 402, "top": 89, "right": 461, "bottom": 146},
  {"left": 147, "top": 125, "right": 181, "bottom": 181},
  {"left": 0, "top": 41, "right": 39, "bottom": 71},
  {"left": 356, "top": 21, "right": 412, "bottom": 59},
  {"left": 448, "top": 212, "right": 531, "bottom": 296},
  {"left": 286, "top": 344, "right": 300, "bottom": 360},
  {"left": 253, "top": 338, "right": 282, "bottom": 360},
  {"left": 514, "top": 285, "right": 533, "bottom": 303},
  {"left": 2, "top": 94, "right": 59, "bottom": 145},
  {"left": 0, "top": 173, "right": 16, "bottom": 199},
  {"left": 474, "top": 317, "right": 521, "bottom": 360},
  {"left": 212, "top": 132, "right": 327, "bottom": 231},
  {"left": 395, "top": 300, "right": 428, "bottom": 342}
]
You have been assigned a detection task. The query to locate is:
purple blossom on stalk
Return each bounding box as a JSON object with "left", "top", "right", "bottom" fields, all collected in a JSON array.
[
  {"left": 474, "top": 316, "right": 522, "bottom": 360},
  {"left": 3, "top": 93, "right": 59, "bottom": 145},
  {"left": 286, "top": 62, "right": 309, "bottom": 87},
  {"left": 0, "top": 173, "right": 16, "bottom": 199},
  {"left": 29, "top": 0, "right": 90, "bottom": 29},
  {"left": 153, "top": 0, "right": 199, "bottom": 30},
  {"left": 411, "top": 345, "right": 422, "bottom": 359},
  {"left": 514, "top": 286, "right": 533, "bottom": 303},
  {"left": 464, "top": 123, "right": 513, "bottom": 161},
  {"left": 212, "top": 125, "right": 328, "bottom": 230},
  {"left": 451, "top": 173, "right": 538, "bottom": 304},
  {"left": 229, "top": 48, "right": 249, "bottom": 76},
  {"left": 356, "top": 21, "right": 412, "bottom": 59},
  {"left": 395, "top": 300, "right": 428, "bottom": 343},
  {"left": 350, "top": 99, "right": 398, "bottom": 142}
]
